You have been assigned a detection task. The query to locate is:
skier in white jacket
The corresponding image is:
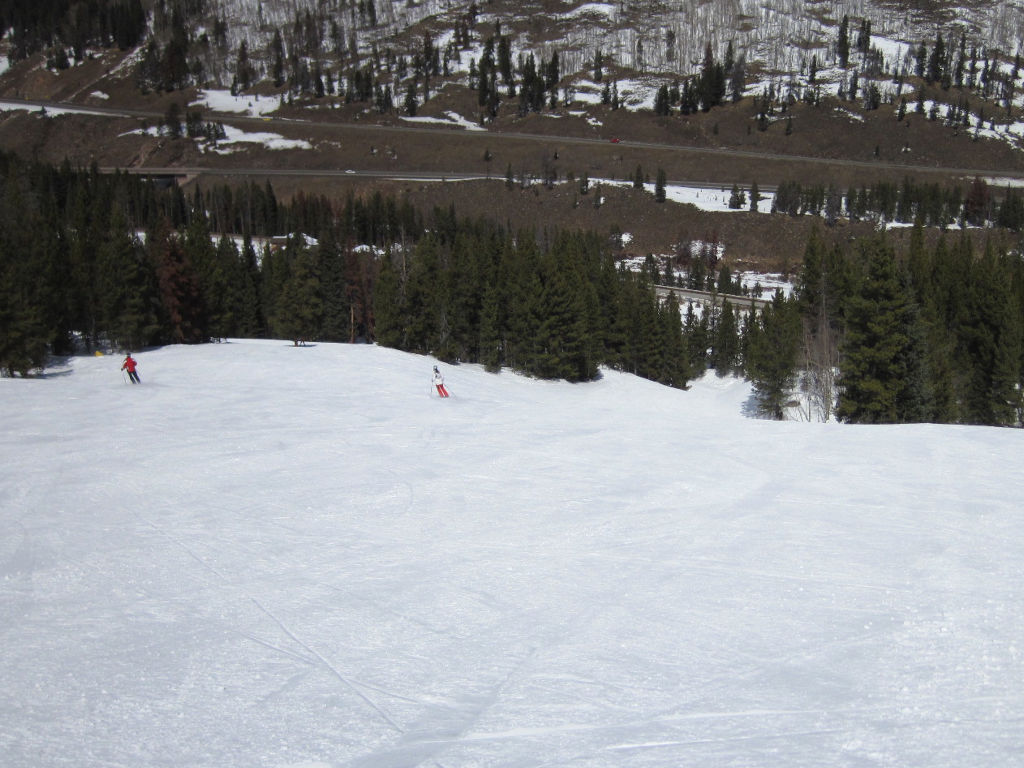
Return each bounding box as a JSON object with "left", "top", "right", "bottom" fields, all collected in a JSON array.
[{"left": 432, "top": 366, "right": 449, "bottom": 397}]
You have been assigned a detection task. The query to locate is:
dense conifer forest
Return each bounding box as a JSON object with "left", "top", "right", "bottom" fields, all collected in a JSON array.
[
  {"left": 0, "top": 153, "right": 691, "bottom": 389},
  {"left": 0, "top": 0, "right": 146, "bottom": 63},
  {"left": 797, "top": 227, "right": 1024, "bottom": 425},
  {"left": 0, "top": 152, "right": 1021, "bottom": 425}
]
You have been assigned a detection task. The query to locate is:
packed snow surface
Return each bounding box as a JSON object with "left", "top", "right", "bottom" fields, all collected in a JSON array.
[{"left": 2, "top": 340, "right": 1023, "bottom": 768}]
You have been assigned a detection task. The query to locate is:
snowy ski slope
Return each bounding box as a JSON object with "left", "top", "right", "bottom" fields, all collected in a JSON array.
[{"left": 1, "top": 340, "right": 1022, "bottom": 767}]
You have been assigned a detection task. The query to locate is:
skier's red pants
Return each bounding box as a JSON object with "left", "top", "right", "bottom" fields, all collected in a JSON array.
[{"left": 436, "top": 384, "right": 449, "bottom": 397}]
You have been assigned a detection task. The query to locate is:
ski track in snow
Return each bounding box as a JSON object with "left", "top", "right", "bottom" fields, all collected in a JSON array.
[{"left": 1, "top": 339, "right": 1023, "bottom": 767}]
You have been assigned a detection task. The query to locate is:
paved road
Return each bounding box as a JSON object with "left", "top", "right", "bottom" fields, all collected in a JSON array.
[
  {"left": 101, "top": 165, "right": 779, "bottom": 194},
  {"left": 5, "top": 96, "right": 1023, "bottom": 183}
]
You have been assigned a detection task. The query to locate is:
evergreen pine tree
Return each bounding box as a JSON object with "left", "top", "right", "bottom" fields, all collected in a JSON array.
[
  {"left": 682, "top": 301, "right": 709, "bottom": 373},
  {"left": 746, "top": 290, "right": 802, "bottom": 418},
  {"left": 636, "top": 285, "right": 663, "bottom": 381},
  {"left": 709, "top": 299, "right": 741, "bottom": 375},
  {"left": 478, "top": 279, "right": 503, "bottom": 372},
  {"left": 65, "top": 177, "right": 105, "bottom": 348},
  {"left": 316, "top": 227, "right": 350, "bottom": 342},
  {"left": 957, "top": 246, "right": 1024, "bottom": 424},
  {"left": 183, "top": 213, "right": 231, "bottom": 340},
  {"left": 749, "top": 181, "right": 761, "bottom": 212},
  {"left": 505, "top": 233, "right": 544, "bottom": 372},
  {"left": 273, "top": 237, "right": 323, "bottom": 344},
  {"left": 403, "top": 234, "right": 445, "bottom": 353},
  {"left": 837, "top": 15, "right": 850, "bottom": 68},
  {"left": 837, "top": 238, "right": 921, "bottom": 423},
  {"left": 150, "top": 219, "right": 207, "bottom": 344},
  {"left": 728, "top": 184, "right": 745, "bottom": 209},
  {"left": 532, "top": 248, "right": 590, "bottom": 380},
  {"left": 893, "top": 269, "right": 934, "bottom": 423},
  {"left": 271, "top": 30, "right": 285, "bottom": 87},
  {"left": 0, "top": 280, "right": 48, "bottom": 376},
  {"left": 615, "top": 273, "right": 646, "bottom": 375},
  {"left": 373, "top": 249, "right": 406, "bottom": 348},
  {"left": 654, "top": 85, "right": 670, "bottom": 116},
  {"left": 595, "top": 256, "right": 626, "bottom": 367},
  {"left": 657, "top": 292, "right": 692, "bottom": 388},
  {"left": 236, "top": 236, "right": 263, "bottom": 337},
  {"left": 655, "top": 169, "right": 667, "bottom": 202},
  {"left": 0, "top": 174, "right": 51, "bottom": 374},
  {"left": 441, "top": 232, "right": 484, "bottom": 361},
  {"left": 98, "top": 207, "right": 160, "bottom": 351},
  {"left": 927, "top": 31, "right": 945, "bottom": 85}
]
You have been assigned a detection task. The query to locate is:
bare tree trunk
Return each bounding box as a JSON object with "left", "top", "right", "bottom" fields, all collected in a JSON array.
[{"left": 800, "top": 302, "right": 839, "bottom": 422}]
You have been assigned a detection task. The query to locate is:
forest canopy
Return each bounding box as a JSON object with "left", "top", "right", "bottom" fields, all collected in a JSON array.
[{"left": 0, "top": 152, "right": 1021, "bottom": 426}]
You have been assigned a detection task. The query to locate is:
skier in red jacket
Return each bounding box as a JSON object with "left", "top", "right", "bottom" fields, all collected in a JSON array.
[{"left": 121, "top": 353, "right": 140, "bottom": 384}]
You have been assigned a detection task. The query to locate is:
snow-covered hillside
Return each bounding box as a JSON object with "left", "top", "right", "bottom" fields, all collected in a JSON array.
[{"left": 2, "top": 340, "right": 1022, "bottom": 767}]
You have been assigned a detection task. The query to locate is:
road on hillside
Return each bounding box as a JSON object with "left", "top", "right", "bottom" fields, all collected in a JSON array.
[
  {"left": 100, "top": 165, "right": 779, "bottom": 195},
  {"left": 5, "top": 96, "right": 1024, "bottom": 183}
]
